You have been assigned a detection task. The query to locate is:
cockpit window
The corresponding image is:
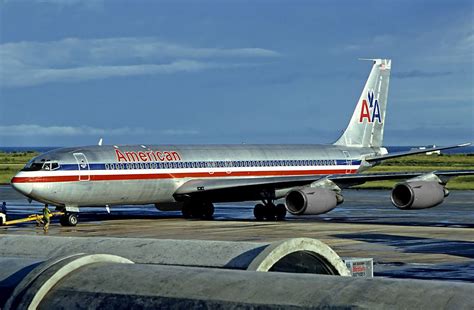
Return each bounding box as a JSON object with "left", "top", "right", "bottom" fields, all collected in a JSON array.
[
  {"left": 22, "top": 161, "right": 43, "bottom": 171},
  {"left": 22, "top": 160, "right": 60, "bottom": 171}
]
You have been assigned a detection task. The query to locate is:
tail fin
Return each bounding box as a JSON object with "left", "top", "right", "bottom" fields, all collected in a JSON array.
[{"left": 334, "top": 59, "right": 391, "bottom": 147}]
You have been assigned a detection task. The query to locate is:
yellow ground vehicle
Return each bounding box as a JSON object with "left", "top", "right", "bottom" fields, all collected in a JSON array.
[{"left": 0, "top": 212, "right": 64, "bottom": 226}]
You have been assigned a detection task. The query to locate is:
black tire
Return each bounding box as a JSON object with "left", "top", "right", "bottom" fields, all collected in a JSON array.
[
  {"left": 201, "top": 202, "right": 215, "bottom": 220},
  {"left": 264, "top": 207, "right": 276, "bottom": 221},
  {"left": 275, "top": 204, "right": 287, "bottom": 221},
  {"left": 182, "top": 203, "right": 193, "bottom": 219},
  {"left": 254, "top": 203, "right": 265, "bottom": 221},
  {"left": 68, "top": 213, "right": 78, "bottom": 226},
  {"left": 60, "top": 213, "right": 78, "bottom": 226}
]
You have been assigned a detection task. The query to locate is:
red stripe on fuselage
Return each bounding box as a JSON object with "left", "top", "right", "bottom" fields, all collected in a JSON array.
[{"left": 11, "top": 169, "right": 358, "bottom": 184}]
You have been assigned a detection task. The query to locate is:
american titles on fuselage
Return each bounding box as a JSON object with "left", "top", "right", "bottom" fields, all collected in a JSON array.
[{"left": 115, "top": 149, "right": 181, "bottom": 162}]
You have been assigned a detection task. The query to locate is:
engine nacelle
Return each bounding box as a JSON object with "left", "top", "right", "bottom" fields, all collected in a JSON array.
[
  {"left": 391, "top": 181, "right": 448, "bottom": 210},
  {"left": 285, "top": 188, "right": 343, "bottom": 215}
]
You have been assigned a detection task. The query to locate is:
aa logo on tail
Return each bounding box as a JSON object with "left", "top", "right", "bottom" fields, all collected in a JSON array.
[{"left": 359, "top": 91, "right": 382, "bottom": 123}]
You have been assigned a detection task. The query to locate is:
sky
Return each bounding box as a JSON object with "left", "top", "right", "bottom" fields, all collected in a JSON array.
[{"left": 0, "top": 0, "right": 473, "bottom": 147}]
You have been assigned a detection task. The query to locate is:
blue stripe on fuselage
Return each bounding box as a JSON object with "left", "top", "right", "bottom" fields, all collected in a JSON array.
[{"left": 56, "top": 160, "right": 362, "bottom": 171}]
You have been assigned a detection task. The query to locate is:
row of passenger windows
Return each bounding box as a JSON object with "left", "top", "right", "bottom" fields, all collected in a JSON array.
[{"left": 105, "top": 159, "right": 339, "bottom": 170}]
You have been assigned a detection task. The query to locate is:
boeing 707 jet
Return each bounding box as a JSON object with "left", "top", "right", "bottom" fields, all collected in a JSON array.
[{"left": 11, "top": 59, "right": 473, "bottom": 226}]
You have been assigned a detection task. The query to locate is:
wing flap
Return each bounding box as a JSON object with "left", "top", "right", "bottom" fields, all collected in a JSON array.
[{"left": 174, "top": 175, "right": 323, "bottom": 196}]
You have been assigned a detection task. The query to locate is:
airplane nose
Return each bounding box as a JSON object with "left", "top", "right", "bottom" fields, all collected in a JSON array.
[{"left": 11, "top": 177, "right": 33, "bottom": 196}]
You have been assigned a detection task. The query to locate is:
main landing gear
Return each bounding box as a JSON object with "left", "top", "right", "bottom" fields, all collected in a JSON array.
[
  {"left": 182, "top": 201, "right": 215, "bottom": 220},
  {"left": 254, "top": 201, "right": 287, "bottom": 221}
]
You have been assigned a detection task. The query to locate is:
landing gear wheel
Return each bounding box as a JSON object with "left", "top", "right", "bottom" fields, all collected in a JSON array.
[
  {"left": 182, "top": 201, "right": 215, "bottom": 220},
  {"left": 254, "top": 203, "right": 265, "bottom": 221},
  {"left": 201, "top": 202, "right": 215, "bottom": 220},
  {"left": 181, "top": 203, "right": 193, "bottom": 219},
  {"left": 263, "top": 203, "right": 276, "bottom": 221},
  {"left": 275, "top": 204, "right": 287, "bottom": 221},
  {"left": 60, "top": 213, "right": 78, "bottom": 227}
]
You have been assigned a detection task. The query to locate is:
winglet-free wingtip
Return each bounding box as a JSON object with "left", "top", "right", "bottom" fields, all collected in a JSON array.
[{"left": 458, "top": 142, "right": 471, "bottom": 147}]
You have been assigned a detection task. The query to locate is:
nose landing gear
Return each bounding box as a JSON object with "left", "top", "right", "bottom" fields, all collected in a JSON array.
[
  {"left": 57, "top": 206, "right": 80, "bottom": 227},
  {"left": 254, "top": 201, "right": 287, "bottom": 221},
  {"left": 60, "top": 213, "right": 78, "bottom": 227}
]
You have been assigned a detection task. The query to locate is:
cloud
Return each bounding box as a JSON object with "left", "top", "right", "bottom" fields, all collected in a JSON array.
[
  {"left": 338, "top": 34, "right": 397, "bottom": 52},
  {"left": 0, "top": 37, "right": 280, "bottom": 87},
  {"left": 0, "top": 125, "right": 199, "bottom": 137},
  {"left": 5, "top": 0, "right": 105, "bottom": 10},
  {"left": 393, "top": 70, "right": 453, "bottom": 79},
  {"left": 5, "top": 60, "right": 239, "bottom": 87},
  {"left": 427, "top": 31, "right": 474, "bottom": 64}
]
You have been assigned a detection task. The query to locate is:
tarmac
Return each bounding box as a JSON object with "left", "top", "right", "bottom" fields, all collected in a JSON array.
[{"left": 1, "top": 185, "right": 473, "bottom": 283}]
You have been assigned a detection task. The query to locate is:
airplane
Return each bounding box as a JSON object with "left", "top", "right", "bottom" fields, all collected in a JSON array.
[{"left": 11, "top": 59, "right": 473, "bottom": 226}]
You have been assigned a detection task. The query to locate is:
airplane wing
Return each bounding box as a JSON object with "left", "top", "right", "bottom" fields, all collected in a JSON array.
[
  {"left": 173, "top": 170, "right": 474, "bottom": 202},
  {"left": 365, "top": 143, "right": 471, "bottom": 162},
  {"left": 174, "top": 175, "right": 322, "bottom": 202}
]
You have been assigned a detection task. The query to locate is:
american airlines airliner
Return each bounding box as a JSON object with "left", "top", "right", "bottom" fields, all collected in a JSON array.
[{"left": 11, "top": 59, "right": 473, "bottom": 226}]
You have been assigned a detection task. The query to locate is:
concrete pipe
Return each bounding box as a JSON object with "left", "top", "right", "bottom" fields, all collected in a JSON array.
[
  {"left": 0, "top": 235, "right": 350, "bottom": 276},
  {"left": 1, "top": 254, "right": 473, "bottom": 309}
]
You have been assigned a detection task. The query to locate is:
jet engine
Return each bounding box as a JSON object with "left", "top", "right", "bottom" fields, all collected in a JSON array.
[
  {"left": 391, "top": 181, "right": 448, "bottom": 210},
  {"left": 285, "top": 188, "right": 343, "bottom": 215}
]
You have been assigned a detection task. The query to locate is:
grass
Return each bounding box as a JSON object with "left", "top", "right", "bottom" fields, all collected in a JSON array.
[
  {"left": 0, "top": 151, "right": 473, "bottom": 189},
  {"left": 0, "top": 151, "right": 39, "bottom": 184}
]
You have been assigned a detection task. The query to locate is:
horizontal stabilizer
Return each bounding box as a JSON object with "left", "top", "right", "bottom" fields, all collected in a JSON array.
[{"left": 365, "top": 143, "right": 471, "bottom": 162}]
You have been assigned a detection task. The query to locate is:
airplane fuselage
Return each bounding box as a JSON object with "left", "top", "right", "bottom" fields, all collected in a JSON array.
[{"left": 11, "top": 144, "right": 382, "bottom": 207}]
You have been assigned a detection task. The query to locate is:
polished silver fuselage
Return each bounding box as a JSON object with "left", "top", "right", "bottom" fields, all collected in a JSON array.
[{"left": 12, "top": 144, "right": 382, "bottom": 207}]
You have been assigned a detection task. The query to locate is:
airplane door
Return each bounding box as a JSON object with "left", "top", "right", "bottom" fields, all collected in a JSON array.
[
  {"left": 74, "top": 153, "right": 90, "bottom": 181},
  {"left": 342, "top": 151, "right": 352, "bottom": 174},
  {"left": 225, "top": 159, "right": 232, "bottom": 175}
]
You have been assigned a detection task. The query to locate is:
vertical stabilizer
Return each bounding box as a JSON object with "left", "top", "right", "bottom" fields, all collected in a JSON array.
[{"left": 334, "top": 59, "right": 391, "bottom": 147}]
